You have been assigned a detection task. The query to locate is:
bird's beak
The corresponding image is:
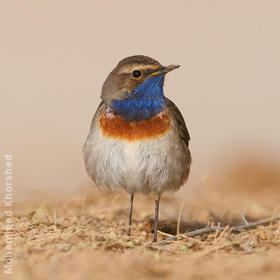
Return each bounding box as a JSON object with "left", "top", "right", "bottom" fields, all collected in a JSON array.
[{"left": 149, "top": 64, "right": 180, "bottom": 77}]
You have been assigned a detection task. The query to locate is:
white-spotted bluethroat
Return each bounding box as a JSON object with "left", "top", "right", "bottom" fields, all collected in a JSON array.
[{"left": 83, "top": 55, "right": 191, "bottom": 242}]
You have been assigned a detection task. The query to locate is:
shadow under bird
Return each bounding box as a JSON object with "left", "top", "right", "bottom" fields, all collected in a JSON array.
[{"left": 83, "top": 55, "right": 191, "bottom": 242}]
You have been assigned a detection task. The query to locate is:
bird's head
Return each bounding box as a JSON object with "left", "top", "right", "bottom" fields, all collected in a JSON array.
[{"left": 101, "top": 55, "right": 180, "bottom": 121}]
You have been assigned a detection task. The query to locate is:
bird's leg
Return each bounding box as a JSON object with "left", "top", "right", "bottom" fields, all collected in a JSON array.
[
  {"left": 152, "top": 194, "right": 161, "bottom": 242},
  {"left": 127, "top": 193, "right": 134, "bottom": 236}
]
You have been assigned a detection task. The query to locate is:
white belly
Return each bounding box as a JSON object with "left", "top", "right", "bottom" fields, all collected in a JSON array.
[
  {"left": 83, "top": 125, "right": 188, "bottom": 194},
  {"left": 123, "top": 142, "right": 140, "bottom": 187}
]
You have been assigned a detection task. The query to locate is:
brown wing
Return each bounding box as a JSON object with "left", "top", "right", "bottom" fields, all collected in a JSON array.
[
  {"left": 164, "top": 97, "right": 190, "bottom": 147},
  {"left": 89, "top": 101, "right": 106, "bottom": 131}
]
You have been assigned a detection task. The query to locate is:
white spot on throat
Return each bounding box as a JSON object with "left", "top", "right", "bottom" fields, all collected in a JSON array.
[{"left": 105, "top": 106, "right": 115, "bottom": 119}]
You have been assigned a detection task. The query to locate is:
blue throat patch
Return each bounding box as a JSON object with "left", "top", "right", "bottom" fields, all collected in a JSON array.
[{"left": 112, "top": 74, "right": 165, "bottom": 122}]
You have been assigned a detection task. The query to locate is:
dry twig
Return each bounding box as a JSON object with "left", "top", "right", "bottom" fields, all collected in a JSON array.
[
  {"left": 177, "top": 202, "right": 185, "bottom": 236},
  {"left": 158, "top": 215, "right": 280, "bottom": 246}
]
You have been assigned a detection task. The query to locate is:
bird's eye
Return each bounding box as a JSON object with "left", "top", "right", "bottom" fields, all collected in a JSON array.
[{"left": 132, "top": 70, "right": 142, "bottom": 78}]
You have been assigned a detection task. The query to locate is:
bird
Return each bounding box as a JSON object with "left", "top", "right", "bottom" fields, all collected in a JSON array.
[{"left": 83, "top": 55, "right": 191, "bottom": 242}]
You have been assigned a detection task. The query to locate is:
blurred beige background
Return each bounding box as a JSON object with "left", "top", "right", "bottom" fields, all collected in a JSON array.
[{"left": 0, "top": 0, "right": 279, "bottom": 200}]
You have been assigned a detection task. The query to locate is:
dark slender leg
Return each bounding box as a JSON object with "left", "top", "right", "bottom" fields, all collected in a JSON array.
[
  {"left": 153, "top": 194, "right": 161, "bottom": 242},
  {"left": 127, "top": 193, "right": 134, "bottom": 236}
]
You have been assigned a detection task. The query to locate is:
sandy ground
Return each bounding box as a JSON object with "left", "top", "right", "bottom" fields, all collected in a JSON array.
[{"left": 1, "top": 158, "right": 280, "bottom": 280}]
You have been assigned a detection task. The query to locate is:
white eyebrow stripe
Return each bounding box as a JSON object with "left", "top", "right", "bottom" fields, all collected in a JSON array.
[{"left": 117, "top": 64, "right": 159, "bottom": 75}]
